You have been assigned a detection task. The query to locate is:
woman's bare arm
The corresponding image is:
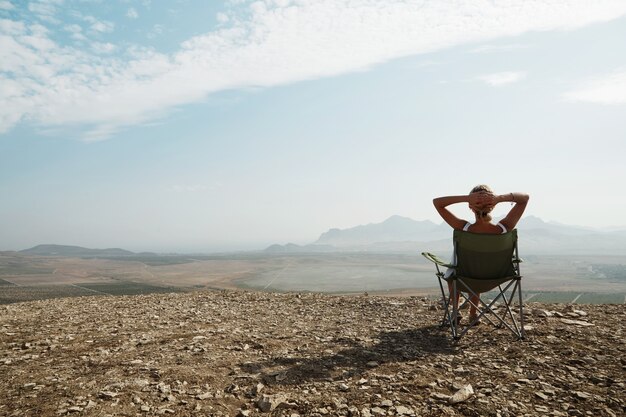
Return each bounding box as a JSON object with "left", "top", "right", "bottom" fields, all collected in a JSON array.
[
  {"left": 495, "top": 192, "right": 530, "bottom": 230},
  {"left": 433, "top": 195, "right": 473, "bottom": 230}
]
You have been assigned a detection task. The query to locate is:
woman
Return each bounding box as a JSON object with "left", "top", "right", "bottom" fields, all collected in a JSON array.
[{"left": 433, "top": 185, "right": 529, "bottom": 324}]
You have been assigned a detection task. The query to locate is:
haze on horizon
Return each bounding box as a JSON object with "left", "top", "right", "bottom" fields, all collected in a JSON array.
[{"left": 1, "top": 1, "right": 626, "bottom": 253}]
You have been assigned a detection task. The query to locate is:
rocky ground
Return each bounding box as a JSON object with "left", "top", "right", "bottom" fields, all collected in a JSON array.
[{"left": 0, "top": 290, "right": 624, "bottom": 417}]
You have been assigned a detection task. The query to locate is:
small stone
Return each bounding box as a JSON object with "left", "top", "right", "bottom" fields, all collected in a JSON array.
[
  {"left": 532, "top": 308, "right": 552, "bottom": 317},
  {"left": 449, "top": 384, "right": 474, "bottom": 404},
  {"left": 98, "top": 391, "right": 117, "bottom": 400},
  {"left": 67, "top": 406, "right": 83, "bottom": 413},
  {"left": 366, "top": 361, "right": 379, "bottom": 368},
  {"left": 431, "top": 392, "right": 450, "bottom": 402},
  {"left": 535, "top": 392, "right": 549, "bottom": 400},
  {"left": 236, "top": 410, "right": 251, "bottom": 417},
  {"left": 380, "top": 399, "right": 392, "bottom": 407},
  {"left": 140, "top": 405, "right": 150, "bottom": 412},
  {"left": 196, "top": 392, "right": 211, "bottom": 400},
  {"left": 338, "top": 383, "right": 349, "bottom": 391},
  {"left": 395, "top": 405, "right": 412, "bottom": 415},
  {"left": 252, "top": 383, "right": 264, "bottom": 396},
  {"left": 257, "top": 394, "right": 288, "bottom": 412},
  {"left": 560, "top": 318, "right": 594, "bottom": 327},
  {"left": 347, "top": 406, "right": 360, "bottom": 417},
  {"left": 574, "top": 391, "right": 591, "bottom": 400},
  {"left": 370, "top": 407, "right": 385, "bottom": 416}
]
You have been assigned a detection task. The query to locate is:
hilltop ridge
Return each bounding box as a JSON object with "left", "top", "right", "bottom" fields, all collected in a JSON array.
[{"left": 1, "top": 290, "right": 623, "bottom": 416}]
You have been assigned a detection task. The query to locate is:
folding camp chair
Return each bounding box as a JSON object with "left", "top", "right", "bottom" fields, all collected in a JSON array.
[{"left": 422, "top": 229, "right": 524, "bottom": 341}]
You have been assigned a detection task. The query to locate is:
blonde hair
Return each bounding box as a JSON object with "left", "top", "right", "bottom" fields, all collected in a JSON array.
[
  {"left": 470, "top": 184, "right": 493, "bottom": 221},
  {"left": 470, "top": 184, "right": 493, "bottom": 194}
]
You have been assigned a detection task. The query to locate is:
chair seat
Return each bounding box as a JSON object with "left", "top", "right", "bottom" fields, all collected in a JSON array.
[{"left": 450, "top": 275, "right": 519, "bottom": 294}]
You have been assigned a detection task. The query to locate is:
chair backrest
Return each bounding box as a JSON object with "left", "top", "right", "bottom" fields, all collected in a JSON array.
[{"left": 453, "top": 229, "right": 518, "bottom": 280}]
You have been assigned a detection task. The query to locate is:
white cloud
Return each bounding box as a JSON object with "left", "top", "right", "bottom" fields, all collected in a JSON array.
[
  {"left": 126, "top": 7, "right": 138, "bottom": 19},
  {"left": 27, "top": 1, "right": 62, "bottom": 24},
  {"left": 216, "top": 12, "right": 229, "bottom": 24},
  {"left": 563, "top": 70, "right": 626, "bottom": 105},
  {"left": 91, "top": 41, "right": 115, "bottom": 54},
  {"left": 63, "top": 23, "right": 87, "bottom": 40},
  {"left": 2, "top": 0, "right": 626, "bottom": 139},
  {"left": 0, "top": 1, "right": 14, "bottom": 11},
  {"left": 146, "top": 23, "right": 163, "bottom": 39},
  {"left": 28, "top": 2, "right": 57, "bottom": 16},
  {"left": 478, "top": 71, "right": 527, "bottom": 86},
  {"left": 89, "top": 20, "right": 114, "bottom": 32},
  {"left": 69, "top": 11, "right": 114, "bottom": 33},
  {"left": 468, "top": 43, "right": 529, "bottom": 54}
]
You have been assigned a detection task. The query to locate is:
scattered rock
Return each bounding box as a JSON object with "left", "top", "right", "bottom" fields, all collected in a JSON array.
[
  {"left": 97, "top": 391, "right": 117, "bottom": 400},
  {"left": 532, "top": 308, "right": 552, "bottom": 317},
  {"left": 449, "top": 384, "right": 474, "bottom": 404},
  {"left": 560, "top": 318, "right": 594, "bottom": 327},
  {"left": 574, "top": 391, "right": 591, "bottom": 400},
  {"left": 257, "top": 394, "right": 288, "bottom": 412},
  {"left": 0, "top": 292, "right": 622, "bottom": 417},
  {"left": 431, "top": 392, "right": 450, "bottom": 402},
  {"left": 395, "top": 405, "right": 413, "bottom": 415}
]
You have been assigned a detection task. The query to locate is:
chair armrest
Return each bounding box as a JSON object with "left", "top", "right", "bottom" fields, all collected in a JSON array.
[
  {"left": 421, "top": 252, "right": 454, "bottom": 268},
  {"left": 512, "top": 258, "right": 523, "bottom": 263}
]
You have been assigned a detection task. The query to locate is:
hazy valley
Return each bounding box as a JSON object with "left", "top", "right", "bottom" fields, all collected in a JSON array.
[{"left": 1, "top": 216, "right": 625, "bottom": 305}]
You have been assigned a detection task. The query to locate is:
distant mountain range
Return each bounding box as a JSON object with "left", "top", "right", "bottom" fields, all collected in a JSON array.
[
  {"left": 267, "top": 215, "right": 626, "bottom": 255},
  {"left": 20, "top": 244, "right": 137, "bottom": 257},
  {"left": 14, "top": 216, "right": 626, "bottom": 257}
]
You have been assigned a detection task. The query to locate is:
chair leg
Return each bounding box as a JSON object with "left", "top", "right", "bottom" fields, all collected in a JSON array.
[
  {"left": 492, "top": 281, "right": 524, "bottom": 338},
  {"left": 437, "top": 275, "right": 452, "bottom": 328},
  {"left": 452, "top": 280, "right": 459, "bottom": 339},
  {"left": 500, "top": 281, "right": 524, "bottom": 339},
  {"left": 517, "top": 279, "right": 525, "bottom": 340},
  {"left": 461, "top": 279, "right": 520, "bottom": 338}
]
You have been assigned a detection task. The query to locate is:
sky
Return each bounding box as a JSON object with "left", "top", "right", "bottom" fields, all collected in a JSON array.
[{"left": 1, "top": 0, "right": 626, "bottom": 252}]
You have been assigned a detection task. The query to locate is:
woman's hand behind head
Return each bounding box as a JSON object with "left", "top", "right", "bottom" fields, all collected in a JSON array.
[{"left": 469, "top": 191, "right": 495, "bottom": 209}]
